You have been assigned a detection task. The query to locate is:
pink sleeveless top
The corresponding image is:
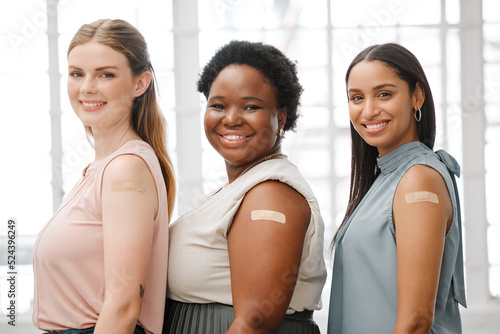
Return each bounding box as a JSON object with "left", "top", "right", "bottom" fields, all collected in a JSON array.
[{"left": 33, "top": 140, "right": 169, "bottom": 334}]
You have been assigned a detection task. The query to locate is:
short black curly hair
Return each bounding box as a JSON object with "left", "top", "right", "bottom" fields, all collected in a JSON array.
[{"left": 197, "top": 40, "right": 303, "bottom": 132}]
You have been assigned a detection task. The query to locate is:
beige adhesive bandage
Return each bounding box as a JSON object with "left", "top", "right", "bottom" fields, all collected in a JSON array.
[
  {"left": 405, "top": 191, "right": 439, "bottom": 204},
  {"left": 111, "top": 181, "right": 145, "bottom": 192},
  {"left": 251, "top": 210, "right": 286, "bottom": 224}
]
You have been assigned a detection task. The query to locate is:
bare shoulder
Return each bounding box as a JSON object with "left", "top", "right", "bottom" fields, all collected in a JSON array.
[
  {"left": 104, "top": 154, "right": 151, "bottom": 181},
  {"left": 398, "top": 164, "right": 447, "bottom": 193},
  {"left": 101, "top": 154, "right": 158, "bottom": 215},
  {"left": 247, "top": 180, "right": 303, "bottom": 199},
  {"left": 245, "top": 180, "right": 307, "bottom": 206},
  {"left": 241, "top": 180, "right": 310, "bottom": 226},
  {"left": 395, "top": 164, "right": 452, "bottom": 227}
]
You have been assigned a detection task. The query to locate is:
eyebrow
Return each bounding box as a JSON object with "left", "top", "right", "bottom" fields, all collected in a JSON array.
[
  {"left": 208, "top": 96, "right": 264, "bottom": 102},
  {"left": 348, "top": 83, "right": 397, "bottom": 93},
  {"left": 68, "top": 65, "right": 120, "bottom": 71}
]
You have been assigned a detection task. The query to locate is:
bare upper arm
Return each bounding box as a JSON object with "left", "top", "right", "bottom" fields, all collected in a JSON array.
[
  {"left": 100, "top": 154, "right": 158, "bottom": 306},
  {"left": 392, "top": 164, "right": 453, "bottom": 332},
  {"left": 227, "top": 180, "right": 310, "bottom": 331},
  {"left": 394, "top": 164, "right": 452, "bottom": 233},
  {"left": 102, "top": 154, "right": 158, "bottom": 218}
]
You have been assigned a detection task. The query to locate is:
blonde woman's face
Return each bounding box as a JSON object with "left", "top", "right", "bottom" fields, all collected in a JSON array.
[{"left": 67, "top": 41, "right": 142, "bottom": 134}]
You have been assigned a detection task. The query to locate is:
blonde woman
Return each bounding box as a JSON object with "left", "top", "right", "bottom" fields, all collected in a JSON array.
[{"left": 33, "top": 19, "right": 175, "bottom": 334}]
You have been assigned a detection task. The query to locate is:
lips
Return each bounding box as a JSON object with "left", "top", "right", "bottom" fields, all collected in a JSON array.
[
  {"left": 80, "top": 100, "right": 106, "bottom": 111},
  {"left": 221, "top": 134, "right": 249, "bottom": 141},
  {"left": 82, "top": 101, "right": 106, "bottom": 107},
  {"left": 216, "top": 132, "right": 252, "bottom": 146},
  {"left": 364, "top": 121, "right": 388, "bottom": 129}
]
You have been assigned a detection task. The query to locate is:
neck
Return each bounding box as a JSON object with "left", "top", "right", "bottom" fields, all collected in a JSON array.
[
  {"left": 92, "top": 125, "right": 140, "bottom": 161},
  {"left": 226, "top": 148, "right": 285, "bottom": 184}
]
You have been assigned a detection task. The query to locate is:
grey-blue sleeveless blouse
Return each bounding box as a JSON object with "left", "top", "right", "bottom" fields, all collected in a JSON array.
[{"left": 328, "top": 141, "right": 467, "bottom": 333}]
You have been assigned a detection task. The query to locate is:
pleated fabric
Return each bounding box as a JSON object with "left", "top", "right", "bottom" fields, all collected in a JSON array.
[{"left": 163, "top": 299, "right": 321, "bottom": 334}]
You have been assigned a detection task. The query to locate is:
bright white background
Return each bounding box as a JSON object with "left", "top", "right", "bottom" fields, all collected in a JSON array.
[{"left": 0, "top": 0, "right": 499, "bottom": 333}]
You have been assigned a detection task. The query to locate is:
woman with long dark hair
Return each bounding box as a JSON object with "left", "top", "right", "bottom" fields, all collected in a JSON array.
[{"left": 328, "top": 43, "right": 466, "bottom": 333}]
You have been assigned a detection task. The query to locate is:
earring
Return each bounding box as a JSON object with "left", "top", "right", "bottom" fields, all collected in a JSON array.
[
  {"left": 414, "top": 108, "right": 422, "bottom": 122},
  {"left": 278, "top": 128, "right": 284, "bottom": 137}
]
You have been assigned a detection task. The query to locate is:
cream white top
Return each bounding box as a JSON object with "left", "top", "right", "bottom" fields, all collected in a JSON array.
[{"left": 167, "top": 157, "right": 327, "bottom": 314}]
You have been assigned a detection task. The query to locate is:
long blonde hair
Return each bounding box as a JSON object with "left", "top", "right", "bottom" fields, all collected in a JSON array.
[{"left": 68, "top": 19, "right": 176, "bottom": 220}]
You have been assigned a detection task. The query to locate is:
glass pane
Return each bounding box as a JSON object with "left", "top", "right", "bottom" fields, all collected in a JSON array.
[
  {"left": 446, "top": 30, "right": 461, "bottom": 104},
  {"left": 284, "top": 108, "right": 330, "bottom": 148},
  {"left": 4, "top": 111, "right": 51, "bottom": 155},
  {"left": 164, "top": 107, "right": 177, "bottom": 151},
  {"left": 58, "top": 0, "right": 141, "bottom": 34},
  {"left": 0, "top": 0, "right": 45, "bottom": 33},
  {"left": 335, "top": 177, "right": 350, "bottom": 214},
  {"left": 0, "top": 34, "right": 48, "bottom": 73},
  {"left": 308, "top": 178, "right": 332, "bottom": 225},
  {"left": 295, "top": 148, "right": 330, "bottom": 178},
  {"left": 331, "top": 0, "right": 408, "bottom": 28},
  {"left": 232, "top": 1, "right": 270, "bottom": 30},
  {"left": 486, "top": 104, "right": 500, "bottom": 123},
  {"left": 136, "top": 0, "right": 173, "bottom": 32},
  {"left": 298, "top": 106, "right": 330, "bottom": 129},
  {"left": 332, "top": 27, "right": 400, "bottom": 65},
  {"left": 446, "top": 0, "right": 460, "bottom": 24},
  {"left": 198, "top": 0, "right": 231, "bottom": 30},
  {"left": 396, "top": 0, "right": 441, "bottom": 25},
  {"left": 0, "top": 154, "right": 53, "bottom": 233},
  {"left": 334, "top": 135, "right": 351, "bottom": 177},
  {"left": 484, "top": 24, "right": 500, "bottom": 62},
  {"left": 157, "top": 71, "right": 176, "bottom": 110},
  {"left": 484, "top": 64, "right": 500, "bottom": 104},
  {"left": 202, "top": 149, "right": 227, "bottom": 192},
  {"left": 485, "top": 141, "right": 500, "bottom": 227},
  {"left": 483, "top": 0, "right": 500, "bottom": 22},
  {"left": 486, "top": 126, "right": 500, "bottom": 143},
  {"left": 288, "top": 30, "right": 328, "bottom": 68},
  {"left": 398, "top": 29, "right": 441, "bottom": 67},
  {"left": 300, "top": 68, "right": 329, "bottom": 105},
  {"left": 148, "top": 32, "right": 175, "bottom": 73},
  {"left": 198, "top": 0, "right": 269, "bottom": 30},
  {"left": 0, "top": 73, "right": 50, "bottom": 127},
  {"left": 489, "top": 266, "right": 500, "bottom": 298},
  {"left": 298, "top": 0, "right": 328, "bottom": 28}
]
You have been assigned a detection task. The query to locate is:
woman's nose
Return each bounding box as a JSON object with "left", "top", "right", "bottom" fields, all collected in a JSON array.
[
  {"left": 222, "top": 107, "right": 243, "bottom": 126},
  {"left": 362, "top": 98, "right": 380, "bottom": 119},
  {"left": 79, "top": 76, "right": 96, "bottom": 94}
]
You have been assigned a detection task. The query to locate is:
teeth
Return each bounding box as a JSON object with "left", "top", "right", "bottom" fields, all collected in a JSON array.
[
  {"left": 82, "top": 102, "right": 105, "bottom": 107},
  {"left": 366, "top": 122, "right": 388, "bottom": 129},
  {"left": 223, "top": 135, "right": 246, "bottom": 140}
]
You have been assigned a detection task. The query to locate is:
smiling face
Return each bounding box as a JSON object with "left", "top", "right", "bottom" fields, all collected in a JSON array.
[
  {"left": 67, "top": 41, "right": 145, "bottom": 135},
  {"left": 347, "top": 60, "right": 423, "bottom": 156},
  {"left": 204, "top": 64, "right": 286, "bottom": 181}
]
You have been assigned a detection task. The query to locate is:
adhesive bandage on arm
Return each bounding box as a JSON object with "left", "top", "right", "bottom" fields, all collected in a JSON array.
[
  {"left": 251, "top": 210, "right": 286, "bottom": 224},
  {"left": 111, "top": 181, "right": 145, "bottom": 193},
  {"left": 405, "top": 191, "right": 439, "bottom": 204}
]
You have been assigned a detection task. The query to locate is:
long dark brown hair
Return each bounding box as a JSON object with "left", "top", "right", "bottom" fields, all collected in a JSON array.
[
  {"left": 332, "top": 43, "right": 436, "bottom": 245},
  {"left": 68, "top": 19, "right": 176, "bottom": 220}
]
